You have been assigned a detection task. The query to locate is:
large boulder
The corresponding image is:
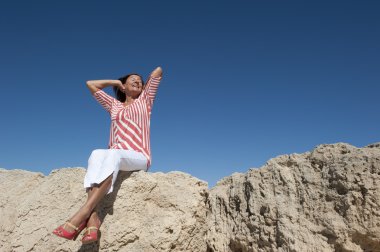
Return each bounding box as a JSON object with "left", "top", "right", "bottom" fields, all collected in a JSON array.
[
  {"left": 206, "top": 143, "right": 380, "bottom": 252},
  {"left": 0, "top": 169, "right": 208, "bottom": 252}
]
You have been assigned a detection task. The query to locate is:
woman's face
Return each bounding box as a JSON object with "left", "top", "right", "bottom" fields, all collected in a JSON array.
[{"left": 124, "top": 75, "right": 143, "bottom": 97}]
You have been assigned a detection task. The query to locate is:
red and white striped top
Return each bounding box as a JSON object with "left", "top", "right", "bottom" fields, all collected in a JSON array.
[{"left": 93, "top": 76, "right": 161, "bottom": 168}]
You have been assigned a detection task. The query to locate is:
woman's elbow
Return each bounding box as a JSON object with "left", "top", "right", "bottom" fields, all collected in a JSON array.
[
  {"left": 86, "top": 81, "right": 93, "bottom": 87},
  {"left": 151, "top": 67, "right": 163, "bottom": 78},
  {"left": 86, "top": 81, "right": 98, "bottom": 94}
]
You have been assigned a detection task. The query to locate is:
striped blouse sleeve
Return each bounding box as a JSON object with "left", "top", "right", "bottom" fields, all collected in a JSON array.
[
  {"left": 93, "top": 89, "right": 116, "bottom": 113},
  {"left": 141, "top": 76, "right": 162, "bottom": 107}
]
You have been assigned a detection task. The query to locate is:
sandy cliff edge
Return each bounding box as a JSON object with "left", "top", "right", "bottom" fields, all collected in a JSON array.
[{"left": 0, "top": 142, "right": 379, "bottom": 252}]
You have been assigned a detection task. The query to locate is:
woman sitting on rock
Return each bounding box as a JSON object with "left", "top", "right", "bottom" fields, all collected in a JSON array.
[{"left": 53, "top": 67, "right": 163, "bottom": 244}]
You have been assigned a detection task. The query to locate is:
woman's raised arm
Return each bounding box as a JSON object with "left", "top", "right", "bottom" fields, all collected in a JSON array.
[
  {"left": 142, "top": 67, "right": 163, "bottom": 106},
  {"left": 86, "top": 80, "right": 124, "bottom": 95},
  {"left": 150, "top": 67, "right": 163, "bottom": 78}
]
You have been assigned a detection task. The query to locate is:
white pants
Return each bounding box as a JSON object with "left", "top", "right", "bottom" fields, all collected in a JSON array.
[{"left": 83, "top": 149, "right": 148, "bottom": 194}]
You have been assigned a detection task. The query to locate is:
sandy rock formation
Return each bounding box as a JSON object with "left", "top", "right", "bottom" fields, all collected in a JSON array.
[
  {"left": 0, "top": 142, "right": 379, "bottom": 252},
  {"left": 206, "top": 143, "right": 380, "bottom": 252},
  {"left": 0, "top": 169, "right": 208, "bottom": 252}
]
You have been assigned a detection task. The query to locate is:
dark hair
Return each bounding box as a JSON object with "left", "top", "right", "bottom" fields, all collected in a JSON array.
[{"left": 113, "top": 73, "right": 145, "bottom": 102}]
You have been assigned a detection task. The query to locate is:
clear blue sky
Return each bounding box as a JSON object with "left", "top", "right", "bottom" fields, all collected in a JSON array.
[{"left": 1, "top": 1, "right": 379, "bottom": 187}]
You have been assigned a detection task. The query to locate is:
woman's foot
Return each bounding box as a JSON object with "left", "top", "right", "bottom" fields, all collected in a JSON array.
[
  {"left": 52, "top": 220, "right": 87, "bottom": 241},
  {"left": 82, "top": 212, "right": 101, "bottom": 244}
]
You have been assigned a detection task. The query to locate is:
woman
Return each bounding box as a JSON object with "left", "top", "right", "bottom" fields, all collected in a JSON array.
[{"left": 53, "top": 67, "right": 163, "bottom": 244}]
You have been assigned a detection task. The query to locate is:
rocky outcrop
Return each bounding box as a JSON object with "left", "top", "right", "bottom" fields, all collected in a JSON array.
[
  {"left": 0, "top": 169, "right": 208, "bottom": 252},
  {"left": 206, "top": 143, "right": 380, "bottom": 252},
  {"left": 0, "top": 142, "right": 379, "bottom": 252}
]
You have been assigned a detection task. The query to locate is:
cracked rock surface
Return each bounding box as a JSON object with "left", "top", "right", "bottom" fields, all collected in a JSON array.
[
  {"left": 0, "top": 142, "right": 379, "bottom": 251},
  {"left": 0, "top": 170, "right": 208, "bottom": 252},
  {"left": 206, "top": 143, "right": 380, "bottom": 252}
]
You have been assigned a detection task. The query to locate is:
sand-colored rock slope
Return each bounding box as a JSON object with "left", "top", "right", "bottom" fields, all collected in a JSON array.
[
  {"left": 0, "top": 142, "right": 379, "bottom": 251},
  {"left": 0, "top": 170, "right": 208, "bottom": 252},
  {"left": 206, "top": 143, "right": 380, "bottom": 252}
]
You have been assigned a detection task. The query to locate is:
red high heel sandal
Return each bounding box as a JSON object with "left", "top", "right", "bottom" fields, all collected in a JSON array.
[
  {"left": 52, "top": 220, "right": 87, "bottom": 241},
  {"left": 81, "top": 218, "right": 101, "bottom": 244}
]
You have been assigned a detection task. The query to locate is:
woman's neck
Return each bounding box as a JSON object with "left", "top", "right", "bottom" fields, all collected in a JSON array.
[{"left": 124, "top": 96, "right": 135, "bottom": 106}]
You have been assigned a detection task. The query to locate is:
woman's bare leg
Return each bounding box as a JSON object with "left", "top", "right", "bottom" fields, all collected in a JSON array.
[
  {"left": 86, "top": 188, "right": 101, "bottom": 228},
  {"left": 63, "top": 175, "right": 112, "bottom": 231}
]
